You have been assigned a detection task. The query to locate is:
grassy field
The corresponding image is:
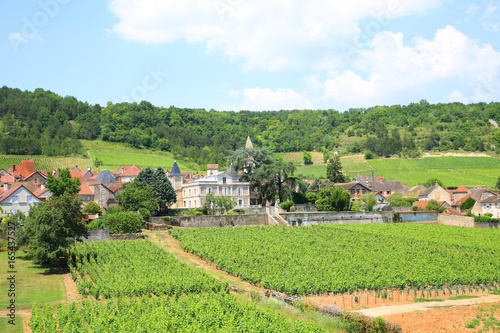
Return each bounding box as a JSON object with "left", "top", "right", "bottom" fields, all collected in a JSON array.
[
  {"left": 286, "top": 153, "right": 500, "bottom": 187},
  {"left": 82, "top": 140, "right": 201, "bottom": 173},
  {"left": 0, "top": 251, "right": 66, "bottom": 333},
  {"left": 0, "top": 156, "right": 92, "bottom": 172}
]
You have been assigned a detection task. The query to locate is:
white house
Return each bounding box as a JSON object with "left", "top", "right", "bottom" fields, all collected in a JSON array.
[
  {"left": 0, "top": 185, "right": 41, "bottom": 216},
  {"left": 474, "top": 195, "right": 500, "bottom": 218}
]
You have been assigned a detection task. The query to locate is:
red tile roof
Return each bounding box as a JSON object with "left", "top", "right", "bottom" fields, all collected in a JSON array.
[
  {"left": 33, "top": 187, "right": 48, "bottom": 197},
  {"left": 13, "top": 160, "right": 35, "bottom": 179},
  {"left": 0, "top": 175, "right": 15, "bottom": 183},
  {"left": 79, "top": 182, "right": 94, "bottom": 195},
  {"left": 413, "top": 200, "right": 446, "bottom": 209},
  {"left": 207, "top": 164, "right": 219, "bottom": 170},
  {"left": 70, "top": 170, "right": 85, "bottom": 181},
  {"left": 119, "top": 165, "right": 141, "bottom": 177},
  {"left": 445, "top": 208, "right": 462, "bottom": 216}
]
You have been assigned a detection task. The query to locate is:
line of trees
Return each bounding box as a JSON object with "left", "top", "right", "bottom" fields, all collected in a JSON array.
[{"left": 2, "top": 87, "right": 500, "bottom": 163}]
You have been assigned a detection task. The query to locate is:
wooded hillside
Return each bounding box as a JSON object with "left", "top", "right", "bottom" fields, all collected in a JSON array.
[{"left": 1, "top": 86, "right": 499, "bottom": 165}]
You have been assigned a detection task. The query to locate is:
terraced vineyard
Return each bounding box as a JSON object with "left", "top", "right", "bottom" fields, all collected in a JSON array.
[{"left": 171, "top": 224, "right": 500, "bottom": 295}]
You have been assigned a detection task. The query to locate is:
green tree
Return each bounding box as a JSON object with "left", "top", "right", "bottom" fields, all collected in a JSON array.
[
  {"left": 82, "top": 201, "right": 102, "bottom": 215},
  {"left": 103, "top": 211, "right": 144, "bottom": 234},
  {"left": 22, "top": 193, "right": 88, "bottom": 266},
  {"left": 203, "top": 193, "right": 236, "bottom": 215},
  {"left": 280, "top": 200, "right": 295, "bottom": 212},
  {"left": 425, "top": 199, "right": 446, "bottom": 213},
  {"left": 326, "top": 156, "right": 345, "bottom": 183},
  {"left": 46, "top": 168, "right": 81, "bottom": 197},
  {"left": 307, "top": 178, "right": 323, "bottom": 194},
  {"left": 421, "top": 178, "right": 445, "bottom": 188},
  {"left": 386, "top": 193, "right": 418, "bottom": 207},
  {"left": 359, "top": 192, "right": 377, "bottom": 211},
  {"left": 460, "top": 197, "right": 476, "bottom": 210},
  {"left": 227, "top": 147, "right": 274, "bottom": 179},
  {"left": 250, "top": 160, "right": 296, "bottom": 205},
  {"left": 115, "top": 182, "right": 159, "bottom": 212},
  {"left": 303, "top": 151, "right": 312, "bottom": 164},
  {"left": 135, "top": 166, "right": 176, "bottom": 209},
  {"left": 315, "top": 186, "right": 351, "bottom": 212},
  {"left": 496, "top": 176, "right": 500, "bottom": 190}
]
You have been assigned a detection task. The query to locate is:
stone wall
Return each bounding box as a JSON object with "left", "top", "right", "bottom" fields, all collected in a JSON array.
[
  {"left": 150, "top": 214, "right": 271, "bottom": 229},
  {"left": 474, "top": 222, "right": 500, "bottom": 229},
  {"left": 81, "top": 228, "right": 110, "bottom": 242},
  {"left": 437, "top": 214, "right": 474, "bottom": 228},
  {"left": 281, "top": 211, "right": 393, "bottom": 226},
  {"left": 398, "top": 211, "right": 438, "bottom": 223},
  {"left": 392, "top": 206, "right": 413, "bottom": 212},
  {"left": 110, "top": 233, "right": 147, "bottom": 240}
]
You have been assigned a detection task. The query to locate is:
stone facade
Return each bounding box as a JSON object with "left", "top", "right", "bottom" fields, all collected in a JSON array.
[
  {"left": 150, "top": 214, "right": 270, "bottom": 229},
  {"left": 281, "top": 211, "right": 393, "bottom": 226},
  {"left": 437, "top": 214, "right": 474, "bottom": 227}
]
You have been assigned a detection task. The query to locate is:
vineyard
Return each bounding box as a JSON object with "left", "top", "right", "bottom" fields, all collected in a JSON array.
[
  {"left": 30, "top": 294, "right": 325, "bottom": 333},
  {"left": 0, "top": 155, "right": 92, "bottom": 172},
  {"left": 170, "top": 224, "right": 500, "bottom": 295},
  {"left": 68, "top": 239, "right": 224, "bottom": 298}
]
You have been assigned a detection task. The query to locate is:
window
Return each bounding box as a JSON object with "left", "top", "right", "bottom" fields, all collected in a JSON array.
[
  {"left": 183, "top": 190, "right": 186, "bottom": 196},
  {"left": 223, "top": 177, "right": 226, "bottom": 184},
  {"left": 12, "top": 196, "right": 18, "bottom": 203},
  {"left": 223, "top": 188, "right": 229, "bottom": 196},
  {"left": 87, "top": 195, "right": 91, "bottom": 201},
  {"left": 237, "top": 188, "right": 242, "bottom": 196},
  {"left": 362, "top": 190, "right": 366, "bottom": 194},
  {"left": 238, "top": 199, "right": 243, "bottom": 206},
  {"left": 351, "top": 190, "right": 355, "bottom": 195},
  {"left": 188, "top": 189, "right": 191, "bottom": 196},
  {"left": 194, "top": 189, "right": 197, "bottom": 196},
  {"left": 208, "top": 188, "right": 213, "bottom": 193},
  {"left": 27, "top": 196, "right": 32, "bottom": 203},
  {"left": 356, "top": 189, "right": 360, "bottom": 194}
]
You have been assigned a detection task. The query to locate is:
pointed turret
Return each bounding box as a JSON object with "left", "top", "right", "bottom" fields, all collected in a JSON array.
[
  {"left": 245, "top": 136, "right": 254, "bottom": 149},
  {"left": 168, "top": 161, "right": 183, "bottom": 190},
  {"left": 227, "top": 163, "right": 237, "bottom": 176},
  {"left": 170, "top": 161, "right": 182, "bottom": 176}
]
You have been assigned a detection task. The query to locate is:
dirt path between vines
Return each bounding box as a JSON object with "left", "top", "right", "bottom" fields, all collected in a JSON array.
[{"left": 148, "top": 232, "right": 263, "bottom": 294}]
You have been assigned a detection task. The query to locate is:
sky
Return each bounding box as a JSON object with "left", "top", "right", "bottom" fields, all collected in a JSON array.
[{"left": 1, "top": 0, "right": 500, "bottom": 111}]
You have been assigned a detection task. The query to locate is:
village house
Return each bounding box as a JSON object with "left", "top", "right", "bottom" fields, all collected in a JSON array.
[
  {"left": 418, "top": 182, "right": 453, "bottom": 205},
  {"left": 474, "top": 195, "right": 500, "bottom": 218},
  {"left": 168, "top": 161, "right": 251, "bottom": 209},
  {"left": 336, "top": 182, "right": 371, "bottom": 201},
  {"left": 0, "top": 184, "right": 41, "bottom": 217}
]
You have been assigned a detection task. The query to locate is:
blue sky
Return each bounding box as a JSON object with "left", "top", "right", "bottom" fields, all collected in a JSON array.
[{"left": 1, "top": 0, "right": 499, "bottom": 111}]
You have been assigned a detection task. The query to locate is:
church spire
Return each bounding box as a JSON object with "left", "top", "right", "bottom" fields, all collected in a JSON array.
[{"left": 245, "top": 136, "right": 254, "bottom": 149}]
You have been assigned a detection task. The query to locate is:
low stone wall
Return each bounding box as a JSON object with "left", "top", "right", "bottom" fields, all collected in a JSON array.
[
  {"left": 281, "top": 211, "right": 393, "bottom": 226},
  {"left": 437, "top": 214, "right": 474, "bottom": 228},
  {"left": 475, "top": 222, "right": 500, "bottom": 229},
  {"left": 392, "top": 206, "right": 413, "bottom": 212},
  {"left": 81, "top": 228, "right": 110, "bottom": 242},
  {"left": 110, "top": 233, "right": 147, "bottom": 240},
  {"left": 398, "top": 211, "right": 438, "bottom": 223},
  {"left": 294, "top": 204, "right": 317, "bottom": 212},
  {"left": 150, "top": 214, "right": 271, "bottom": 229}
]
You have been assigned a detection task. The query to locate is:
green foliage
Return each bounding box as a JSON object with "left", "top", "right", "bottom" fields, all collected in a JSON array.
[
  {"left": 359, "top": 192, "right": 377, "bottom": 211},
  {"left": 251, "top": 159, "right": 296, "bottom": 204},
  {"left": 203, "top": 193, "right": 236, "bottom": 215},
  {"left": 421, "top": 178, "right": 445, "bottom": 188},
  {"left": 30, "top": 293, "right": 325, "bottom": 332},
  {"left": 364, "top": 150, "right": 375, "bottom": 160},
  {"left": 171, "top": 223, "right": 500, "bottom": 295},
  {"left": 280, "top": 200, "right": 295, "bottom": 212},
  {"left": 326, "top": 156, "right": 345, "bottom": 183},
  {"left": 87, "top": 219, "right": 104, "bottom": 229},
  {"left": 116, "top": 181, "right": 159, "bottom": 212},
  {"left": 46, "top": 168, "right": 81, "bottom": 197},
  {"left": 315, "top": 186, "right": 351, "bottom": 212},
  {"left": 305, "top": 192, "right": 318, "bottom": 204},
  {"left": 103, "top": 211, "right": 144, "bottom": 234},
  {"left": 180, "top": 208, "right": 206, "bottom": 216},
  {"left": 496, "top": 176, "right": 500, "bottom": 190},
  {"left": 22, "top": 193, "right": 88, "bottom": 266},
  {"left": 303, "top": 151, "right": 312, "bottom": 164},
  {"left": 67, "top": 240, "right": 225, "bottom": 299},
  {"left": 424, "top": 199, "right": 446, "bottom": 213},
  {"left": 82, "top": 201, "right": 102, "bottom": 215},
  {"left": 386, "top": 193, "right": 418, "bottom": 207},
  {"left": 135, "top": 166, "right": 176, "bottom": 208},
  {"left": 460, "top": 197, "right": 476, "bottom": 210}
]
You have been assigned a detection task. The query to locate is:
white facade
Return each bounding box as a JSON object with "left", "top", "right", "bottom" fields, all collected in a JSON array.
[{"left": 0, "top": 186, "right": 41, "bottom": 217}]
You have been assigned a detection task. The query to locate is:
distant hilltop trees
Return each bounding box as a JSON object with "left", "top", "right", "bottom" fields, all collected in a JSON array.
[{"left": 1, "top": 86, "right": 499, "bottom": 165}]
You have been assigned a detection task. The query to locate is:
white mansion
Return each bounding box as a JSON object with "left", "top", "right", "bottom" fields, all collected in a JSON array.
[{"left": 168, "top": 161, "right": 251, "bottom": 209}]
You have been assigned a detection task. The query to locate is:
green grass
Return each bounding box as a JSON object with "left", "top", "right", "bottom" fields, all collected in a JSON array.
[
  {"left": 414, "top": 298, "right": 445, "bottom": 303},
  {"left": 447, "top": 295, "right": 480, "bottom": 300},
  {"left": 82, "top": 140, "right": 202, "bottom": 173},
  {"left": 0, "top": 251, "right": 66, "bottom": 310},
  {"left": 0, "top": 316, "right": 23, "bottom": 333}
]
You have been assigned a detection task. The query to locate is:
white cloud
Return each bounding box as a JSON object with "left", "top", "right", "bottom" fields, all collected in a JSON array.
[
  {"left": 240, "top": 87, "right": 312, "bottom": 111},
  {"left": 108, "top": 0, "right": 444, "bottom": 71},
  {"left": 324, "top": 26, "right": 500, "bottom": 107},
  {"left": 448, "top": 90, "right": 469, "bottom": 104}
]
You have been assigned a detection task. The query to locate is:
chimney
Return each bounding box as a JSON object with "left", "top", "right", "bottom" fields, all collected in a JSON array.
[
  {"left": 88, "top": 167, "right": 91, "bottom": 172},
  {"left": 52, "top": 170, "right": 56, "bottom": 175},
  {"left": 4, "top": 183, "right": 10, "bottom": 191},
  {"left": 119, "top": 177, "right": 122, "bottom": 185},
  {"left": 11, "top": 165, "right": 15, "bottom": 172}
]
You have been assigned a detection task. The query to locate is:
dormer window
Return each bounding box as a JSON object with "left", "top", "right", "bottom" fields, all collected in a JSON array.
[{"left": 223, "top": 177, "right": 226, "bottom": 184}]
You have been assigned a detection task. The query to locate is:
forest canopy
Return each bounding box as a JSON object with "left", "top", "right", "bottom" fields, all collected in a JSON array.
[{"left": 1, "top": 86, "right": 499, "bottom": 165}]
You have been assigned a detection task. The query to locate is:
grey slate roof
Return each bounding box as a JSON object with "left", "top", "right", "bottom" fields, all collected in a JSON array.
[
  {"left": 92, "top": 169, "right": 118, "bottom": 186},
  {"left": 170, "top": 161, "right": 182, "bottom": 176},
  {"left": 373, "top": 180, "right": 404, "bottom": 192}
]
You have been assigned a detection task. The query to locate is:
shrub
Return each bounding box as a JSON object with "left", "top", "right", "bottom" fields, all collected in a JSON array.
[
  {"left": 87, "top": 219, "right": 105, "bottom": 230},
  {"left": 364, "top": 150, "right": 375, "bottom": 160},
  {"left": 138, "top": 208, "right": 151, "bottom": 220},
  {"left": 104, "top": 211, "right": 144, "bottom": 234},
  {"left": 82, "top": 201, "right": 102, "bottom": 214},
  {"left": 280, "top": 200, "right": 295, "bottom": 212}
]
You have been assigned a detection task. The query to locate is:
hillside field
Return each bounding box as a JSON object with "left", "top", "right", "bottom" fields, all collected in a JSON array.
[{"left": 292, "top": 153, "right": 500, "bottom": 187}]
